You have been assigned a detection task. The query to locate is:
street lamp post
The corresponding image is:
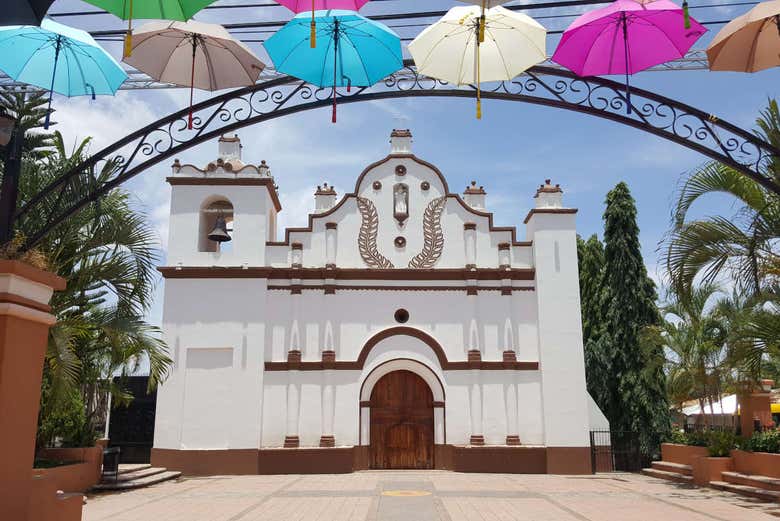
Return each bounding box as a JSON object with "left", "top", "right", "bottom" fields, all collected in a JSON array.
[{"left": 0, "top": 111, "right": 22, "bottom": 245}]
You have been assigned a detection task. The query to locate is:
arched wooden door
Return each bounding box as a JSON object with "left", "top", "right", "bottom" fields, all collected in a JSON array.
[{"left": 369, "top": 370, "right": 434, "bottom": 469}]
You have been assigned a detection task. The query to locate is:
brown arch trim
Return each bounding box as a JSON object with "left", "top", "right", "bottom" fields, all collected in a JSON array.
[
  {"left": 263, "top": 325, "right": 539, "bottom": 371},
  {"left": 358, "top": 357, "right": 446, "bottom": 403},
  {"left": 357, "top": 327, "right": 448, "bottom": 371},
  {"left": 265, "top": 154, "right": 532, "bottom": 247}
]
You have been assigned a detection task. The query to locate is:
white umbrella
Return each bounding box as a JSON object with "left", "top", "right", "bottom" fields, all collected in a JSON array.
[
  {"left": 408, "top": 6, "right": 546, "bottom": 119},
  {"left": 124, "top": 20, "right": 265, "bottom": 128}
]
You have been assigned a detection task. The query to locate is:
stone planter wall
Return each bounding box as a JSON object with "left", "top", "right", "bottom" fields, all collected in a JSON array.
[
  {"left": 35, "top": 446, "right": 103, "bottom": 492},
  {"left": 691, "top": 457, "right": 733, "bottom": 486},
  {"left": 660, "top": 443, "right": 709, "bottom": 466},
  {"left": 732, "top": 449, "right": 780, "bottom": 478}
]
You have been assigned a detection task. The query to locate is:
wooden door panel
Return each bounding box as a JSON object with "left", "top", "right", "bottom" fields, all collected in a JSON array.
[{"left": 369, "top": 370, "right": 434, "bottom": 469}]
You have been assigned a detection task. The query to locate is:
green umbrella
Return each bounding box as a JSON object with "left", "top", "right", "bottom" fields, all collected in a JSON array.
[{"left": 82, "top": 0, "right": 217, "bottom": 57}]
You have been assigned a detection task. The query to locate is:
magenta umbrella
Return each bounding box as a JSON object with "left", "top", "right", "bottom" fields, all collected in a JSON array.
[
  {"left": 552, "top": 0, "right": 705, "bottom": 113},
  {"left": 275, "top": 1, "right": 370, "bottom": 47}
]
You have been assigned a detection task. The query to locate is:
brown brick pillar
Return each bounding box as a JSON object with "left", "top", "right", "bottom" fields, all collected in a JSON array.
[
  {"left": 739, "top": 382, "right": 774, "bottom": 438},
  {"left": 0, "top": 261, "right": 65, "bottom": 521}
]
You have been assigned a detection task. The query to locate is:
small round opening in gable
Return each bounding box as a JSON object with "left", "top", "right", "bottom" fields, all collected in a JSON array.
[{"left": 394, "top": 309, "right": 410, "bottom": 324}]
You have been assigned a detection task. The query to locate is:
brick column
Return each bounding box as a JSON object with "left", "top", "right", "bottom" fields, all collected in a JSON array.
[{"left": 0, "top": 261, "right": 65, "bottom": 521}]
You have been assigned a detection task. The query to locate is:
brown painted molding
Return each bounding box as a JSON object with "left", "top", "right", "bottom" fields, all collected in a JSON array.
[
  {"left": 264, "top": 154, "right": 533, "bottom": 247},
  {"left": 469, "top": 435, "right": 485, "bottom": 446},
  {"left": 291, "top": 242, "right": 303, "bottom": 250},
  {"left": 0, "top": 292, "right": 52, "bottom": 313},
  {"left": 506, "top": 435, "right": 521, "bottom": 446},
  {"left": 325, "top": 222, "right": 338, "bottom": 230},
  {"left": 264, "top": 326, "right": 539, "bottom": 372},
  {"left": 166, "top": 177, "right": 282, "bottom": 212},
  {"left": 498, "top": 242, "right": 511, "bottom": 251},
  {"left": 319, "top": 436, "right": 335, "bottom": 448},
  {"left": 0, "top": 260, "right": 66, "bottom": 291},
  {"left": 359, "top": 400, "right": 371, "bottom": 407},
  {"left": 432, "top": 401, "right": 445, "bottom": 408},
  {"left": 523, "top": 208, "right": 578, "bottom": 224},
  {"left": 159, "top": 266, "right": 535, "bottom": 281},
  {"left": 283, "top": 436, "right": 300, "bottom": 448},
  {"left": 267, "top": 285, "right": 535, "bottom": 293},
  {"left": 463, "top": 222, "right": 477, "bottom": 230}
]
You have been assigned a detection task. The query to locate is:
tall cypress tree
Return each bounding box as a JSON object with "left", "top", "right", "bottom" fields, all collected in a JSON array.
[
  {"left": 601, "top": 182, "right": 669, "bottom": 454},
  {"left": 577, "top": 234, "right": 609, "bottom": 410}
]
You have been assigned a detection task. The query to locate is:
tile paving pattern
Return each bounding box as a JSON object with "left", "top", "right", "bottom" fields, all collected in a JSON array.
[{"left": 84, "top": 471, "right": 780, "bottom": 521}]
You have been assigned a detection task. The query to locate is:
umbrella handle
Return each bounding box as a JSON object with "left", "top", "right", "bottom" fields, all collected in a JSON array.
[
  {"left": 479, "top": 0, "right": 486, "bottom": 43},
  {"left": 311, "top": 0, "right": 316, "bottom": 48},
  {"left": 189, "top": 38, "right": 197, "bottom": 130},
  {"left": 123, "top": 0, "right": 134, "bottom": 58},
  {"left": 44, "top": 36, "right": 62, "bottom": 130},
  {"left": 682, "top": 1, "right": 691, "bottom": 30}
]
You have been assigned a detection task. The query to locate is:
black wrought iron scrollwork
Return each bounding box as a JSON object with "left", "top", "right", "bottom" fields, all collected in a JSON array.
[{"left": 14, "top": 59, "right": 780, "bottom": 249}]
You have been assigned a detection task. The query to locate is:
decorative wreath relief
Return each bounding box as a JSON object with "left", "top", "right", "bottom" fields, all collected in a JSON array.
[
  {"left": 357, "top": 196, "right": 394, "bottom": 269},
  {"left": 408, "top": 196, "right": 446, "bottom": 269}
]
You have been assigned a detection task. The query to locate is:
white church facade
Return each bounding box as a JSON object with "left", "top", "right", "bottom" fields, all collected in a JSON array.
[{"left": 152, "top": 130, "right": 609, "bottom": 475}]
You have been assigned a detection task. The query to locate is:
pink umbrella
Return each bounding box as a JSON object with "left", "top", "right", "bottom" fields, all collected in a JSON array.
[
  {"left": 552, "top": 0, "right": 705, "bottom": 113},
  {"left": 275, "top": 1, "right": 370, "bottom": 47}
]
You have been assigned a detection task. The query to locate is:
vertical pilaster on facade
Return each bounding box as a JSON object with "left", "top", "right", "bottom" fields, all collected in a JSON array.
[
  {"left": 469, "top": 367, "right": 484, "bottom": 445},
  {"left": 320, "top": 369, "right": 335, "bottom": 447},
  {"left": 463, "top": 181, "right": 487, "bottom": 210},
  {"left": 505, "top": 382, "right": 520, "bottom": 445},
  {"left": 285, "top": 375, "right": 300, "bottom": 448},
  {"left": 464, "top": 223, "right": 477, "bottom": 269},
  {"left": 291, "top": 242, "right": 303, "bottom": 294},
  {"left": 314, "top": 184, "right": 338, "bottom": 213},
  {"left": 325, "top": 222, "right": 338, "bottom": 269},
  {"left": 498, "top": 242, "right": 511, "bottom": 269},
  {"left": 359, "top": 402, "right": 371, "bottom": 446},
  {"left": 525, "top": 180, "right": 590, "bottom": 452}
]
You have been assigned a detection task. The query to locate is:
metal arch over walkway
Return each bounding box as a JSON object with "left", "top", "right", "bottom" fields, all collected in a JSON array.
[{"left": 16, "top": 59, "right": 780, "bottom": 248}]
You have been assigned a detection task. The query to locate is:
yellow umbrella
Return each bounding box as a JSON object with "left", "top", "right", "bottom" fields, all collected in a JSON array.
[{"left": 707, "top": 0, "right": 780, "bottom": 72}]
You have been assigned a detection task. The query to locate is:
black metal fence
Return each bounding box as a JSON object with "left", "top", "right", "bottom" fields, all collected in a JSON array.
[
  {"left": 589, "top": 431, "right": 643, "bottom": 473},
  {"left": 108, "top": 376, "right": 157, "bottom": 463}
]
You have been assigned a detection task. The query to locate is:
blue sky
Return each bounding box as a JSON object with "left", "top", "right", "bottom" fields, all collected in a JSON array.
[{"left": 38, "top": 0, "right": 780, "bottom": 327}]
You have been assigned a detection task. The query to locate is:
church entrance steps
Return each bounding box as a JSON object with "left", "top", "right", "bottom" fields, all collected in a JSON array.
[
  {"left": 722, "top": 471, "right": 780, "bottom": 492},
  {"left": 650, "top": 461, "right": 693, "bottom": 476},
  {"left": 710, "top": 480, "right": 780, "bottom": 502},
  {"left": 118, "top": 464, "right": 151, "bottom": 475},
  {"left": 92, "top": 467, "right": 181, "bottom": 491},
  {"left": 640, "top": 468, "right": 693, "bottom": 484}
]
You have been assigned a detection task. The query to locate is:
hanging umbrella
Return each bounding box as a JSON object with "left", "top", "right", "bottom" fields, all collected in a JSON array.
[
  {"left": 81, "top": 0, "right": 218, "bottom": 58},
  {"left": 0, "top": 18, "right": 128, "bottom": 129},
  {"left": 707, "top": 0, "right": 780, "bottom": 72},
  {"left": 408, "top": 6, "right": 546, "bottom": 119},
  {"left": 457, "top": 1, "right": 512, "bottom": 42},
  {"left": 124, "top": 20, "right": 266, "bottom": 130},
  {"left": 552, "top": 0, "right": 706, "bottom": 114},
  {"left": 3, "top": 0, "right": 55, "bottom": 26},
  {"left": 274, "top": 1, "right": 370, "bottom": 48},
  {"left": 265, "top": 10, "right": 403, "bottom": 123}
]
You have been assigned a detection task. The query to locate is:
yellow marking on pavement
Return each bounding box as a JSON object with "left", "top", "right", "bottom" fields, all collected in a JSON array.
[{"left": 382, "top": 490, "right": 432, "bottom": 497}]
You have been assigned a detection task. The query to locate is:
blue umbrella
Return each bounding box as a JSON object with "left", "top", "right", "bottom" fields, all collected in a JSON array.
[
  {"left": 0, "top": 18, "right": 128, "bottom": 128},
  {"left": 265, "top": 10, "right": 402, "bottom": 123}
]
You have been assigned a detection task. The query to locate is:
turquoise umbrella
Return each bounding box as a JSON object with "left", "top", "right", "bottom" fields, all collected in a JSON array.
[
  {"left": 0, "top": 18, "right": 128, "bottom": 128},
  {"left": 265, "top": 10, "right": 402, "bottom": 123}
]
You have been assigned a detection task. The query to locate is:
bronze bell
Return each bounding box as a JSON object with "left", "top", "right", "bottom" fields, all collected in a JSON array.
[{"left": 208, "top": 215, "right": 231, "bottom": 243}]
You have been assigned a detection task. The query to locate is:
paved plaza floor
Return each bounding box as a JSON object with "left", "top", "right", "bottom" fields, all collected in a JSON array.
[{"left": 84, "top": 471, "right": 780, "bottom": 521}]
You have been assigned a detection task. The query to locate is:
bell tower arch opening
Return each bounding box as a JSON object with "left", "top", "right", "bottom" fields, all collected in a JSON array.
[{"left": 199, "top": 197, "right": 234, "bottom": 253}]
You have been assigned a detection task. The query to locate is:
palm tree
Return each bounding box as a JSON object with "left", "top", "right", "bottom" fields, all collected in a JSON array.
[
  {"left": 664, "top": 100, "right": 780, "bottom": 389},
  {"left": 1, "top": 90, "right": 172, "bottom": 446},
  {"left": 662, "top": 283, "right": 727, "bottom": 426},
  {"left": 665, "top": 100, "right": 780, "bottom": 296}
]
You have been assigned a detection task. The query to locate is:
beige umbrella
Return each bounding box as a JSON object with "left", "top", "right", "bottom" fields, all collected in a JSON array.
[
  {"left": 707, "top": 0, "right": 780, "bottom": 72},
  {"left": 124, "top": 20, "right": 265, "bottom": 128}
]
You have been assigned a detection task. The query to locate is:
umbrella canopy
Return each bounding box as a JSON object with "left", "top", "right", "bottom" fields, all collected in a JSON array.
[
  {"left": 0, "top": 18, "right": 127, "bottom": 127},
  {"left": 707, "top": 0, "right": 780, "bottom": 72},
  {"left": 409, "top": 6, "right": 546, "bottom": 118},
  {"left": 82, "top": 0, "right": 218, "bottom": 58},
  {"left": 266, "top": 10, "right": 402, "bottom": 122},
  {"left": 2, "top": 0, "right": 55, "bottom": 26},
  {"left": 124, "top": 20, "right": 266, "bottom": 128},
  {"left": 275, "top": 1, "right": 371, "bottom": 48},
  {"left": 553, "top": 0, "right": 705, "bottom": 76},
  {"left": 552, "top": 0, "right": 705, "bottom": 112}
]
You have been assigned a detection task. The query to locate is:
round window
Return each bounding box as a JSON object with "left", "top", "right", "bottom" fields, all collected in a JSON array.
[{"left": 394, "top": 309, "right": 410, "bottom": 324}]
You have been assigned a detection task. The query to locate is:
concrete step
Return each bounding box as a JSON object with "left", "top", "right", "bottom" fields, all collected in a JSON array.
[
  {"left": 722, "top": 471, "right": 780, "bottom": 492},
  {"left": 93, "top": 469, "right": 181, "bottom": 491},
  {"left": 651, "top": 461, "right": 693, "bottom": 476},
  {"left": 114, "top": 466, "right": 167, "bottom": 482},
  {"left": 118, "top": 464, "right": 151, "bottom": 475},
  {"left": 641, "top": 468, "right": 693, "bottom": 484},
  {"left": 710, "top": 481, "right": 780, "bottom": 502}
]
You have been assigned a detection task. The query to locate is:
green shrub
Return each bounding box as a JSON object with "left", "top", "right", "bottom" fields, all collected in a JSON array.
[
  {"left": 666, "top": 430, "right": 688, "bottom": 445},
  {"left": 686, "top": 430, "right": 710, "bottom": 447},
  {"left": 707, "top": 431, "right": 740, "bottom": 457},
  {"left": 745, "top": 430, "right": 780, "bottom": 454}
]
